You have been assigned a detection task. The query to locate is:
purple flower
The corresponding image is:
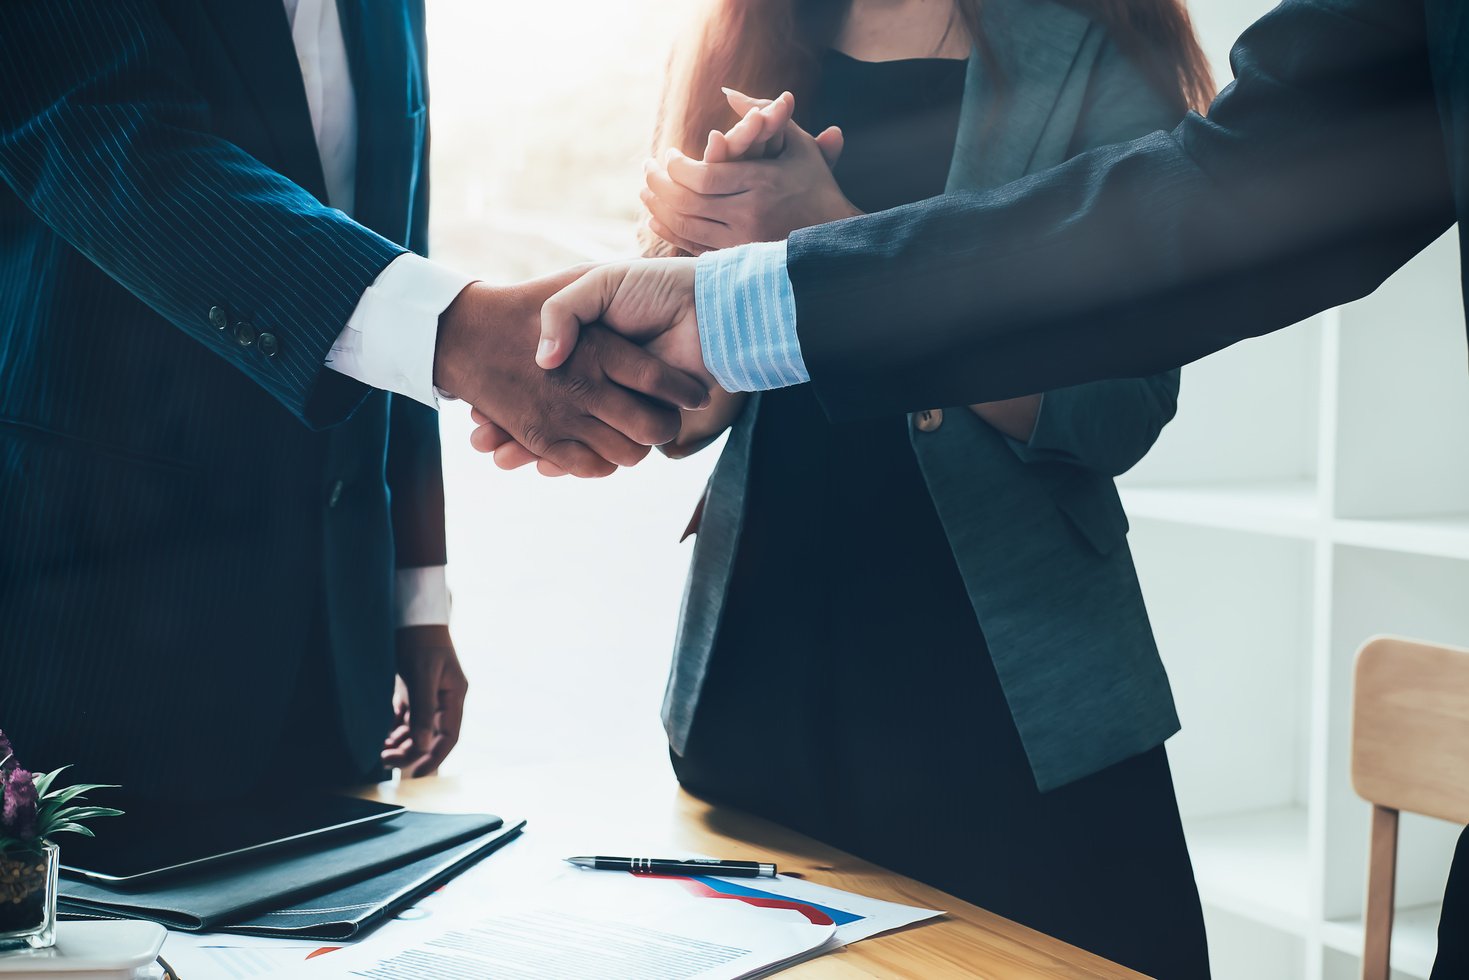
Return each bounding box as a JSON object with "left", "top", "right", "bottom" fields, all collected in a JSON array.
[
  {"left": 0, "top": 729, "right": 13, "bottom": 770},
  {"left": 1, "top": 767, "right": 37, "bottom": 841}
]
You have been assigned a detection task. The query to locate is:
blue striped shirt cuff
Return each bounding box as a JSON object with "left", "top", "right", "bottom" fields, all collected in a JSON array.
[{"left": 694, "top": 240, "right": 809, "bottom": 392}]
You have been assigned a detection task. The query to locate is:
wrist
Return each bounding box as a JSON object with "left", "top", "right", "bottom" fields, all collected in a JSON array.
[
  {"left": 432, "top": 281, "right": 490, "bottom": 398},
  {"left": 829, "top": 195, "right": 862, "bottom": 223},
  {"left": 397, "top": 623, "right": 452, "bottom": 647}
]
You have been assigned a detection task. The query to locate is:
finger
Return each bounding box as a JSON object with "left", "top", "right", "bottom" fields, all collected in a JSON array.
[
  {"left": 470, "top": 407, "right": 489, "bottom": 425},
  {"left": 589, "top": 384, "right": 688, "bottom": 451},
  {"left": 536, "top": 459, "right": 570, "bottom": 477},
  {"left": 596, "top": 334, "right": 711, "bottom": 422},
  {"left": 535, "top": 439, "right": 618, "bottom": 479},
  {"left": 469, "top": 421, "right": 513, "bottom": 454},
  {"left": 381, "top": 723, "right": 413, "bottom": 760},
  {"left": 666, "top": 151, "right": 758, "bottom": 195},
  {"left": 722, "top": 87, "right": 773, "bottom": 115},
  {"left": 406, "top": 655, "right": 444, "bottom": 754},
  {"left": 539, "top": 265, "right": 628, "bottom": 369},
  {"left": 383, "top": 722, "right": 411, "bottom": 748},
  {"left": 754, "top": 92, "right": 795, "bottom": 156},
  {"left": 412, "top": 672, "right": 467, "bottom": 776},
  {"left": 568, "top": 415, "right": 653, "bottom": 468},
  {"left": 492, "top": 442, "right": 541, "bottom": 470},
  {"left": 814, "top": 125, "right": 845, "bottom": 168},
  {"left": 703, "top": 129, "right": 729, "bottom": 164},
  {"left": 647, "top": 216, "right": 707, "bottom": 256},
  {"left": 640, "top": 187, "right": 733, "bottom": 252},
  {"left": 381, "top": 723, "right": 416, "bottom": 765},
  {"left": 381, "top": 742, "right": 420, "bottom": 768},
  {"left": 646, "top": 160, "right": 726, "bottom": 218},
  {"left": 720, "top": 105, "right": 769, "bottom": 160}
]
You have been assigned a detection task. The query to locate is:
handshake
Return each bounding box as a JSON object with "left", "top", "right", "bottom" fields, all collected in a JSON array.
[
  {"left": 433, "top": 257, "right": 706, "bottom": 478},
  {"left": 433, "top": 89, "right": 853, "bottom": 477}
]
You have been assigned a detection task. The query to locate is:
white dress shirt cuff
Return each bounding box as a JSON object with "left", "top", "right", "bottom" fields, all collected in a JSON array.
[
  {"left": 694, "top": 240, "right": 808, "bottom": 393},
  {"left": 396, "top": 565, "right": 451, "bottom": 628},
  {"left": 325, "top": 252, "right": 475, "bottom": 408}
]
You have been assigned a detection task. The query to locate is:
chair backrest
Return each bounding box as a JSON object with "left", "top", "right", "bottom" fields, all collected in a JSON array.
[{"left": 1351, "top": 636, "right": 1469, "bottom": 980}]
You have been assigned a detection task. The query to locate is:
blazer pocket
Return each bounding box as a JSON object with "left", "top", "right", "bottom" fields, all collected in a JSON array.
[
  {"left": 0, "top": 416, "right": 203, "bottom": 476},
  {"left": 1052, "top": 472, "right": 1130, "bottom": 556}
]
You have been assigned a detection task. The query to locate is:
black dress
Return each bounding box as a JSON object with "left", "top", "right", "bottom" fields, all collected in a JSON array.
[{"left": 671, "top": 51, "right": 1212, "bottom": 978}]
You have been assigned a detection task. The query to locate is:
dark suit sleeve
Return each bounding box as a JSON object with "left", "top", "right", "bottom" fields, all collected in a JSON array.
[
  {"left": 790, "top": 0, "right": 1455, "bottom": 419},
  {"left": 1008, "top": 37, "right": 1184, "bottom": 477},
  {"left": 0, "top": 1, "right": 408, "bottom": 429}
]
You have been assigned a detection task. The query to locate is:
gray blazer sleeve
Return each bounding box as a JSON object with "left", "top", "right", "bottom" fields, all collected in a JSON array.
[{"left": 1009, "top": 38, "right": 1186, "bottom": 477}]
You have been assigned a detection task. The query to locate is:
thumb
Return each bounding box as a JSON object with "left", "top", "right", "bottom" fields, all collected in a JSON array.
[
  {"left": 814, "top": 125, "right": 845, "bottom": 168},
  {"left": 537, "top": 265, "right": 629, "bottom": 368}
]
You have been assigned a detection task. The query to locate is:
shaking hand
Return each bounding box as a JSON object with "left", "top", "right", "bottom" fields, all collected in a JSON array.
[{"left": 433, "top": 266, "right": 709, "bottom": 478}]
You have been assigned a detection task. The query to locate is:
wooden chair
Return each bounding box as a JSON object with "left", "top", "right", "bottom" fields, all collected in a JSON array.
[{"left": 1351, "top": 636, "right": 1469, "bottom": 980}]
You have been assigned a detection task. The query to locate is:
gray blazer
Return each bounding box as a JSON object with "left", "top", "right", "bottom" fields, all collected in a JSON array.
[{"left": 664, "top": 0, "right": 1186, "bottom": 793}]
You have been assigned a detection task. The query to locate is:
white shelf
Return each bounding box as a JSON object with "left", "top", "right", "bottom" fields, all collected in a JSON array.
[
  {"left": 1120, "top": 480, "right": 1322, "bottom": 539},
  {"left": 1334, "top": 513, "right": 1469, "bottom": 562},
  {"left": 1321, "top": 903, "right": 1442, "bottom": 979},
  {"left": 1186, "top": 806, "right": 1314, "bottom": 932}
]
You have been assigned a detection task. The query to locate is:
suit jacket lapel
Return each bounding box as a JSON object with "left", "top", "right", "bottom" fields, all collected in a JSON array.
[
  {"left": 335, "top": 0, "right": 423, "bottom": 242},
  {"left": 946, "top": 0, "right": 1095, "bottom": 192},
  {"left": 196, "top": 0, "right": 329, "bottom": 202}
]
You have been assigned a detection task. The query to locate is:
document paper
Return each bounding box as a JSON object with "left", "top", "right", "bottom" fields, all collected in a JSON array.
[{"left": 289, "top": 870, "right": 836, "bottom": 979}]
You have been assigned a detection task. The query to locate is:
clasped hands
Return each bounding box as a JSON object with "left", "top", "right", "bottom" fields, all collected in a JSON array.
[{"left": 445, "top": 90, "right": 857, "bottom": 476}]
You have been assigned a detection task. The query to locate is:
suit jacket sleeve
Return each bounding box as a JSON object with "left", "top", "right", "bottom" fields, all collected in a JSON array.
[
  {"left": 0, "top": 1, "right": 408, "bottom": 429},
  {"left": 1008, "top": 36, "right": 1185, "bottom": 477},
  {"left": 789, "top": 0, "right": 1456, "bottom": 420}
]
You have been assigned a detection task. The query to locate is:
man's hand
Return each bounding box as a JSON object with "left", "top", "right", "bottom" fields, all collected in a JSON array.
[
  {"left": 474, "top": 259, "right": 708, "bottom": 473},
  {"left": 381, "top": 625, "right": 469, "bottom": 778},
  {"left": 434, "top": 268, "right": 710, "bottom": 479},
  {"left": 537, "top": 258, "right": 705, "bottom": 378}
]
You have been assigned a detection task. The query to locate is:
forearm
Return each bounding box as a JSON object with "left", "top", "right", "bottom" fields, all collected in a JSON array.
[{"left": 787, "top": 0, "right": 1452, "bottom": 418}]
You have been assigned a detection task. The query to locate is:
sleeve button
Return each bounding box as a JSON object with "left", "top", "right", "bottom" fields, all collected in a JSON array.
[
  {"left": 258, "top": 332, "right": 279, "bottom": 358},
  {"left": 914, "top": 409, "right": 944, "bottom": 433},
  {"left": 233, "top": 321, "right": 257, "bottom": 348},
  {"left": 209, "top": 306, "right": 229, "bottom": 331}
]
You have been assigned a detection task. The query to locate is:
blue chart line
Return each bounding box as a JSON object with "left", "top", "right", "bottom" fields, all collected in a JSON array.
[{"left": 690, "top": 877, "right": 864, "bottom": 926}]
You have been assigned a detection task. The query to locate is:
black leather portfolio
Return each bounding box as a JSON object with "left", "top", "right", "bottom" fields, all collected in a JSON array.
[{"left": 58, "top": 810, "right": 521, "bottom": 935}]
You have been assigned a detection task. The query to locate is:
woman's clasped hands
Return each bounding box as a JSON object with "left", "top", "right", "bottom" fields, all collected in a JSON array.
[{"left": 643, "top": 88, "right": 861, "bottom": 254}]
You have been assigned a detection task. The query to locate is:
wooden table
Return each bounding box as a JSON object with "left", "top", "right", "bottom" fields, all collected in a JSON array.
[{"left": 359, "top": 758, "right": 1143, "bottom": 979}]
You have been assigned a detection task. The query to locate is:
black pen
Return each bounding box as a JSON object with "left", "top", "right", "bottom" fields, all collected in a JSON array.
[{"left": 566, "top": 855, "right": 777, "bottom": 878}]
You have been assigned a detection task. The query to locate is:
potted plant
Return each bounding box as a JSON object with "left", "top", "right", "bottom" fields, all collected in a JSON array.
[{"left": 0, "top": 730, "right": 121, "bottom": 950}]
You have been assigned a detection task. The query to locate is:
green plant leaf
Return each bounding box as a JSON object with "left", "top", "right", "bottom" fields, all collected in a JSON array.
[
  {"left": 47, "top": 822, "right": 95, "bottom": 838},
  {"left": 31, "top": 767, "right": 68, "bottom": 799},
  {"left": 53, "top": 806, "right": 123, "bottom": 822},
  {"left": 42, "top": 783, "right": 113, "bottom": 806}
]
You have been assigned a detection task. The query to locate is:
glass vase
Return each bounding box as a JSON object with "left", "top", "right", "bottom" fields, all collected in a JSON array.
[{"left": 0, "top": 841, "right": 58, "bottom": 950}]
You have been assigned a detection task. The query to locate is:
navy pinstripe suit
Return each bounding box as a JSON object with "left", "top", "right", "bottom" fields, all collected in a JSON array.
[{"left": 0, "top": 0, "right": 440, "bottom": 798}]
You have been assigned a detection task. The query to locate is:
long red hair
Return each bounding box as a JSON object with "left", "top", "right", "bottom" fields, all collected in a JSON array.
[{"left": 651, "top": 0, "right": 1214, "bottom": 224}]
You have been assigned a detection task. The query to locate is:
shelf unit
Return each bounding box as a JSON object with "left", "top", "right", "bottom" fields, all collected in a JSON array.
[
  {"left": 1108, "top": 4, "right": 1469, "bottom": 973},
  {"left": 1118, "top": 215, "right": 1468, "bottom": 978}
]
